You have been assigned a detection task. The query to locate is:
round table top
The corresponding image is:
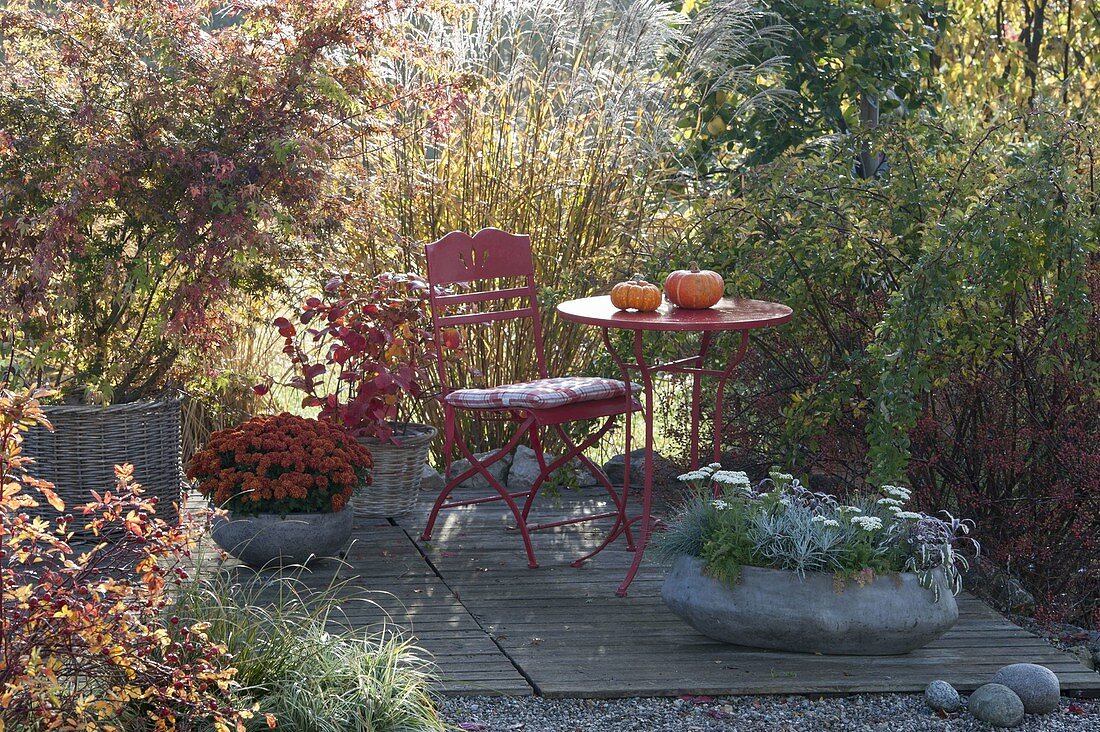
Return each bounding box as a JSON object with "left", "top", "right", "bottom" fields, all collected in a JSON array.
[{"left": 556, "top": 296, "right": 793, "bottom": 332}]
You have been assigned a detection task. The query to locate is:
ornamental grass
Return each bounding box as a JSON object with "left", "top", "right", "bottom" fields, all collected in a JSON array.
[
  {"left": 174, "top": 566, "right": 444, "bottom": 732},
  {"left": 186, "top": 413, "right": 372, "bottom": 516}
]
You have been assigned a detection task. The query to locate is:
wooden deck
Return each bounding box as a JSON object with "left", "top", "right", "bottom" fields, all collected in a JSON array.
[{"left": 204, "top": 486, "right": 1100, "bottom": 699}]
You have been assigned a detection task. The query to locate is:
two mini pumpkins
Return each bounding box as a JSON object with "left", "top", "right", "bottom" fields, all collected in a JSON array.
[{"left": 610, "top": 263, "right": 724, "bottom": 312}]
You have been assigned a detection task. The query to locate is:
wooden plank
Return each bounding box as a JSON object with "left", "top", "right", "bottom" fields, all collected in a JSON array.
[
  {"left": 191, "top": 509, "right": 533, "bottom": 697},
  {"left": 194, "top": 488, "right": 1100, "bottom": 699},
  {"left": 399, "top": 487, "right": 1100, "bottom": 698}
]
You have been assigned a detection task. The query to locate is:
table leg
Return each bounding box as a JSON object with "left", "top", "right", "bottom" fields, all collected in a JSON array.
[
  {"left": 710, "top": 332, "right": 751, "bottom": 495},
  {"left": 617, "top": 330, "right": 655, "bottom": 597},
  {"left": 689, "top": 332, "right": 714, "bottom": 470}
]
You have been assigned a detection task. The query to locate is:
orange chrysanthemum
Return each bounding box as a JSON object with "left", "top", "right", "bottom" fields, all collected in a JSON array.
[{"left": 186, "top": 413, "right": 372, "bottom": 515}]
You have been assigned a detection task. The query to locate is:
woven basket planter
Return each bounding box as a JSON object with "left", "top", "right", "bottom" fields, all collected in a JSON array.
[
  {"left": 353, "top": 424, "right": 437, "bottom": 518},
  {"left": 21, "top": 397, "right": 184, "bottom": 529}
]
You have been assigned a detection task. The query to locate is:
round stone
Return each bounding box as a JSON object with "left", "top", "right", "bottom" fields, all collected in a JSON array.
[
  {"left": 924, "top": 680, "right": 962, "bottom": 713},
  {"left": 968, "top": 683, "right": 1025, "bottom": 728},
  {"left": 990, "top": 663, "right": 1061, "bottom": 714}
]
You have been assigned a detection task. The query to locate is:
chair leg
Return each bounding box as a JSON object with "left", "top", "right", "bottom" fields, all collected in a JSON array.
[
  {"left": 421, "top": 415, "right": 541, "bottom": 568},
  {"left": 520, "top": 418, "right": 630, "bottom": 539},
  {"left": 421, "top": 408, "right": 458, "bottom": 542},
  {"left": 519, "top": 424, "right": 546, "bottom": 523},
  {"left": 548, "top": 418, "right": 636, "bottom": 566}
]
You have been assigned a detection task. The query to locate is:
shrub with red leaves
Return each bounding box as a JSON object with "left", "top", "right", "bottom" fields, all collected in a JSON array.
[
  {"left": 272, "top": 272, "right": 437, "bottom": 442},
  {"left": 908, "top": 330, "right": 1100, "bottom": 626}
]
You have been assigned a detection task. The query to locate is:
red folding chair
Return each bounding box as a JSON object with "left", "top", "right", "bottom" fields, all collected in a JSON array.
[{"left": 420, "top": 228, "right": 640, "bottom": 568}]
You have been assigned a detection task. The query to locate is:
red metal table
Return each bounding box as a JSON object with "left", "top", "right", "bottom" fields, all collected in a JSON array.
[{"left": 556, "top": 296, "right": 793, "bottom": 596}]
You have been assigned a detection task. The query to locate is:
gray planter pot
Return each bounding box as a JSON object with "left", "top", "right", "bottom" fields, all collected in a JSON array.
[
  {"left": 210, "top": 507, "right": 354, "bottom": 569},
  {"left": 661, "top": 555, "right": 958, "bottom": 655}
]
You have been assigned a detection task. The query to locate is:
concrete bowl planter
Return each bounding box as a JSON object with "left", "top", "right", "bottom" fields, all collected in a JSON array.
[
  {"left": 661, "top": 555, "right": 958, "bottom": 655},
  {"left": 210, "top": 507, "right": 354, "bottom": 569}
]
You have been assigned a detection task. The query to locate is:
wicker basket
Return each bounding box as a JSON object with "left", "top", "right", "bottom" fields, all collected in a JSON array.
[
  {"left": 354, "top": 424, "right": 437, "bottom": 518},
  {"left": 21, "top": 397, "right": 184, "bottom": 529}
]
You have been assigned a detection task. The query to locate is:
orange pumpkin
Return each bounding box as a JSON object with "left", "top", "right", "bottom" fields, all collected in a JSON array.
[
  {"left": 610, "top": 277, "right": 662, "bottom": 312},
  {"left": 664, "top": 262, "right": 725, "bottom": 309}
]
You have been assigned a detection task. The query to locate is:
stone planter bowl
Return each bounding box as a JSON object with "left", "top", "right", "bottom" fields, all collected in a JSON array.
[
  {"left": 210, "top": 507, "right": 354, "bottom": 569},
  {"left": 661, "top": 555, "right": 958, "bottom": 655}
]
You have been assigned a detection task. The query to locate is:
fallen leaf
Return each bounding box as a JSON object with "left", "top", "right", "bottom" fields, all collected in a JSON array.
[{"left": 457, "top": 723, "right": 488, "bottom": 731}]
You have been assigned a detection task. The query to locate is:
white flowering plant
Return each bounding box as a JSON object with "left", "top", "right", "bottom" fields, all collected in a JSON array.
[{"left": 656, "top": 468, "right": 978, "bottom": 600}]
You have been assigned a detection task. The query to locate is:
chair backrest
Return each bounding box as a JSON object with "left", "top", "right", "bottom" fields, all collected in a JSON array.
[{"left": 424, "top": 228, "right": 549, "bottom": 392}]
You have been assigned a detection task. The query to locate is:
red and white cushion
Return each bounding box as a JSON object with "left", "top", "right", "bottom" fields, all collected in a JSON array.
[{"left": 444, "top": 376, "right": 639, "bottom": 410}]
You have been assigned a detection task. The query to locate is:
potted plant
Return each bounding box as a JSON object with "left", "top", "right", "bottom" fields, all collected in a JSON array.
[
  {"left": 657, "top": 466, "right": 978, "bottom": 655},
  {"left": 268, "top": 271, "right": 439, "bottom": 518},
  {"left": 0, "top": 2, "right": 432, "bottom": 528},
  {"left": 186, "top": 412, "right": 372, "bottom": 568}
]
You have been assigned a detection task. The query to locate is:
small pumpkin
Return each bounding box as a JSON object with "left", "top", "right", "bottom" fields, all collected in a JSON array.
[
  {"left": 610, "top": 277, "right": 662, "bottom": 312},
  {"left": 663, "top": 262, "right": 725, "bottom": 309}
]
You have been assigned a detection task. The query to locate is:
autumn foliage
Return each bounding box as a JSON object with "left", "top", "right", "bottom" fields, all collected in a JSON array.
[
  {"left": 272, "top": 272, "right": 438, "bottom": 441},
  {"left": 187, "top": 413, "right": 373, "bottom": 515},
  {"left": 0, "top": 388, "right": 250, "bottom": 730},
  {"left": 0, "top": 0, "right": 444, "bottom": 403}
]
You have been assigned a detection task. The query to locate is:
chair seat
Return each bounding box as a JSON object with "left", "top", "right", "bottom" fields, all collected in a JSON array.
[{"left": 444, "top": 376, "right": 640, "bottom": 411}]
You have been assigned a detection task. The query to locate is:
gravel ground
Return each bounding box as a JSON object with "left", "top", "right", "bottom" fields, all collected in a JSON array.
[{"left": 440, "top": 694, "right": 1100, "bottom": 731}]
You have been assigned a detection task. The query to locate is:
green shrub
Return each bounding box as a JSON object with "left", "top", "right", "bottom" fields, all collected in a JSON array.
[{"left": 664, "top": 110, "right": 1098, "bottom": 624}]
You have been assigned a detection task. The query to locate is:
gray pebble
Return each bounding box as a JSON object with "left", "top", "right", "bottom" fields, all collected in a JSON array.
[
  {"left": 440, "top": 693, "right": 1100, "bottom": 731},
  {"left": 969, "top": 683, "right": 1026, "bottom": 728},
  {"left": 924, "top": 680, "right": 962, "bottom": 712},
  {"left": 991, "top": 663, "right": 1061, "bottom": 714}
]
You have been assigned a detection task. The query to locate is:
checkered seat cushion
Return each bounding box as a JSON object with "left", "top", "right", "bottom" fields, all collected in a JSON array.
[{"left": 444, "top": 376, "right": 640, "bottom": 410}]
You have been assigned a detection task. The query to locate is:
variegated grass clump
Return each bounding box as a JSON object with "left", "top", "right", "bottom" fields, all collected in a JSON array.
[
  {"left": 657, "top": 467, "right": 978, "bottom": 600},
  {"left": 174, "top": 567, "right": 443, "bottom": 732}
]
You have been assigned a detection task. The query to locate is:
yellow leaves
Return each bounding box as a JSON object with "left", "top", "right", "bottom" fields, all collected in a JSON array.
[
  {"left": 123, "top": 509, "right": 144, "bottom": 537},
  {"left": 2, "top": 480, "right": 22, "bottom": 500},
  {"left": 266, "top": 713, "right": 278, "bottom": 729},
  {"left": 1, "top": 411, "right": 249, "bottom": 730},
  {"left": 38, "top": 483, "right": 65, "bottom": 512},
  {"left": 10, "top": 584, "right": 34, "bottom": 603}
]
